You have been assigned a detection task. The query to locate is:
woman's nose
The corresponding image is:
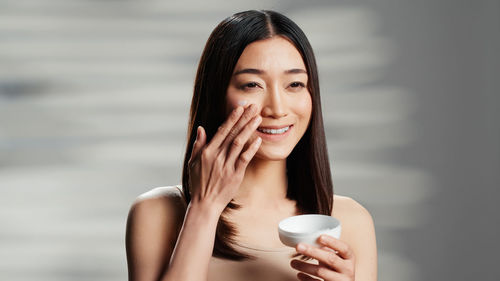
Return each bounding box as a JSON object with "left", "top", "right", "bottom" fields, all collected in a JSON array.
[{"left": 261, "top": 85, "right": 287, "bottom": 118}]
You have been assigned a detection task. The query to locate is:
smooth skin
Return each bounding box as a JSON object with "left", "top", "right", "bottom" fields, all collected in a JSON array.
[{"left": 125, "top": 36, "right": 377, "bottom": 281}]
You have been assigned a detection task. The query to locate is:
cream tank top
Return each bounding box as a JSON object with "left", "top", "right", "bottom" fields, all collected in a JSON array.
[{"left": 173, "top": 185, "right": 309, "bottom": 281}]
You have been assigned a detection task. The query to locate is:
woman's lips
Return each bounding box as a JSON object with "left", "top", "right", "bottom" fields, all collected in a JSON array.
[{"left": 256, "top": 125, "right": 293, "bottom": 142}]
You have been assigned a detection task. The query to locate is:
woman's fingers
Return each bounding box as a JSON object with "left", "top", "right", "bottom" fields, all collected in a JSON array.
[
  {"left": 317, "top": 235, "right": 354, "bottom": 261},
  {"left": 225, "top": 114, "right": 261, "bottom": 166},
  {"left": 297, "top": 272, "right": 322, "bottom": 281},
  {"left": 218, "top": 104, "right": 258, "bottom": 153},
  {"left": 291, "top": 259, "right": 342, "bottom": 281},
  {"left": 295, "top": 243, "right": 344, "bottom": 272},
  {"left": 206, "top": 106, "right": 244, "bottom": 150},
  {"left": 189, "top": 126, "right": 206, "bottom": 164},
  {"left": 235, "top": 135, "right": 262, "bottom": 173}
]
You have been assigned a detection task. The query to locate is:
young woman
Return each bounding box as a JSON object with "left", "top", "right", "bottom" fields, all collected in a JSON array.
[{"left": 126, "top": 10, "right": 377, "bottom": 281}]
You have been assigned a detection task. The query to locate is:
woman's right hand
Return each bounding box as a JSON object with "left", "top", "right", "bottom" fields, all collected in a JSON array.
[{"left": 187, "top": 104, "right": 262, "bottom": 214}]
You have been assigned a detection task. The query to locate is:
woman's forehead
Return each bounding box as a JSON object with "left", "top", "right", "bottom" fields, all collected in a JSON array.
[{"left": 233, "top": 36, "right": 306, "bottom": 74}]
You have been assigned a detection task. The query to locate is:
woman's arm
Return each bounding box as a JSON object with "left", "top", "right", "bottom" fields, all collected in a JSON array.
[
  {"left": 125, "top": 190, "right": 221, "bottom": 281},
  {"left": 164, "top": 201, "right": 221, "bottom": 281},
  {"left": 346, "top": 198, "right": 377, "bottom": 281},
  {"left": 126, "top": 104, "right": 262, "bottom": 281},
  {"left": 125, "top": 190, "right": 185, "bottom": 281}
]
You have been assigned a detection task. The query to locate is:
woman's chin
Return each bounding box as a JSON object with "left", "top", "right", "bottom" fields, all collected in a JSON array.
[{"left": 253, "top": 147, "right": 292, "bottom": 161}]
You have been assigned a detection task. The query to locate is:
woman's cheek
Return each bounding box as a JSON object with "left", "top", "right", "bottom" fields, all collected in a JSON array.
[
  {"left": 226, "top": 92, "right": 260, "bottom": 113},
  {"left": 225, "top": 88, "right": 246, "bottom": 109},
  {"left": 296, "top": 93, "right": 312, "bottom": 117}
]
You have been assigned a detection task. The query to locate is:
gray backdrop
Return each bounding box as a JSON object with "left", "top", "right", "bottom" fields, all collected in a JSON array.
[{"left": 1, "top": 0, "right": 499, "bottom": 280}]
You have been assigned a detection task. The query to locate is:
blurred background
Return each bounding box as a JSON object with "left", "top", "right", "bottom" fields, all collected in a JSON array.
[{"left": 1, "top": 0, "right": 499, "bottom": 280}]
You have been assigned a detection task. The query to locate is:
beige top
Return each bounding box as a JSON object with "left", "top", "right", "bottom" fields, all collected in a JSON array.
[
  {"left": 172, "top": 185, "right": 316, "bottom": 281},
  {"left": 208, "top": 246, "right": 303, "bottom": 281}
]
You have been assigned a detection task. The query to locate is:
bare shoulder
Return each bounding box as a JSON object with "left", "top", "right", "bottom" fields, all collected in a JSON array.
[
  {"left": 332, "top": 194, "right": 378, "bottom": 280},
  {"left": 332, "top": 194, "right": 375, "bottom": 240},
  {"left": 129, "top": 185, "right": 187, "bottom": 230},
  {"left": 126, "top": 186, "right": 187, "bottom": 281},
  {"left": 135, "top": 185, "right": 186, "bottom": 204},
  {"left": 128, "top": 185, "right": 187, "bottom": 237},
  {"left": 332, "top": 194, "right": 373, "bottom": 221}
]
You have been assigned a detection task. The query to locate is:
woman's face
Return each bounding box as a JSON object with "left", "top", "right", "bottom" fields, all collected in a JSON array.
[{"left": 226, "top": 36, "right": 312, "bottom": 160}]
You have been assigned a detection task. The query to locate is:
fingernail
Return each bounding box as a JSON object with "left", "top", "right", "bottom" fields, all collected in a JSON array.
[
  {"left": 237, "top": 100, "right": 248, "bottom": 106},
  {"left": 255, "top": 137, "right": 262, "bottom": 146},
  {"left": 253, "top": 116, "right": 261, "bottom": 125},
  {"left": 297, "top": 244, "right": 306, "bottom": 252}
]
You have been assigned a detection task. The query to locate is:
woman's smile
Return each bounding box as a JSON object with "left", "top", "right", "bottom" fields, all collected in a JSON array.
[{"left": 256, "top": 124, "right": 294, "bottom": 142}]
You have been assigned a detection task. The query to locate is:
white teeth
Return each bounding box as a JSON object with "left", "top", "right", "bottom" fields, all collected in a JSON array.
[{"left": 257, "top": 126, "right": 290, "bottom": 134}]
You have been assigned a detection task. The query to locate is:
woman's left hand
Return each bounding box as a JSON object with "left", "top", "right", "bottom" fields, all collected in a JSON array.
[{"left": 290, "top": 235, "right": 356, "bottom": 281}]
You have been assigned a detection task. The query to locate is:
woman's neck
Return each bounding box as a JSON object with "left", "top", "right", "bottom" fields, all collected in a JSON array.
[{"left": 232, "top": 157, "right": 288, "bottom": 209}]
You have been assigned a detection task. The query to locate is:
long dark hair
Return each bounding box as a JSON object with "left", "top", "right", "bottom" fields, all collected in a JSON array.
[{"left": 181, "top": 10, "right": 334, "bottom": 261}]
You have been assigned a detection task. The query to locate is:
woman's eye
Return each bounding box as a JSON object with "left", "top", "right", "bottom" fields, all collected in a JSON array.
[
  {"left": 241, "top": 82, "right": 260, "bottom": 90},
  {"left": 289, "top": 82, "right": 305, "bottom": 88}
]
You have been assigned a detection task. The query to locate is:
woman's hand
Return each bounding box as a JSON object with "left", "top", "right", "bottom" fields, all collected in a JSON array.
[
  {"left": 291, "top": 235, "right": 356, "bottom": 281},
  {"left": 187, "top": 104, "right": 262, "bottom": 214}
]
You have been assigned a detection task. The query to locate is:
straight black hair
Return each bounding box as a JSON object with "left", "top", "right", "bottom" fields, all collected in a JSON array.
[{"left": 181, "top": 9, "right": 334, "bottom": 261}]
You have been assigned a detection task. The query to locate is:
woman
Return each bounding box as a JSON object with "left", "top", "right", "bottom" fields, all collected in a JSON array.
[{"left": 126, "top": 10, "right": 377, "bottom": 281}]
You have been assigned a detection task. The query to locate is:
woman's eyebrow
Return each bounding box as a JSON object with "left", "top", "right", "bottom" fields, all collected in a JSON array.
[
  {"left": 285, "top": 68, "right": 307, "bottom": 74},
  {"left": 233, "top": 68, "right": 307, "bottom": 76}
]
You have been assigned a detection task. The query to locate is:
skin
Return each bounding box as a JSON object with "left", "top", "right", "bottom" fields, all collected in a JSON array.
[
  {"left": 125, "top": 36, "right": 377, "bottom": 281},
  {"left": 224, "top": 36, "right": 311, "bottom": 209}
]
